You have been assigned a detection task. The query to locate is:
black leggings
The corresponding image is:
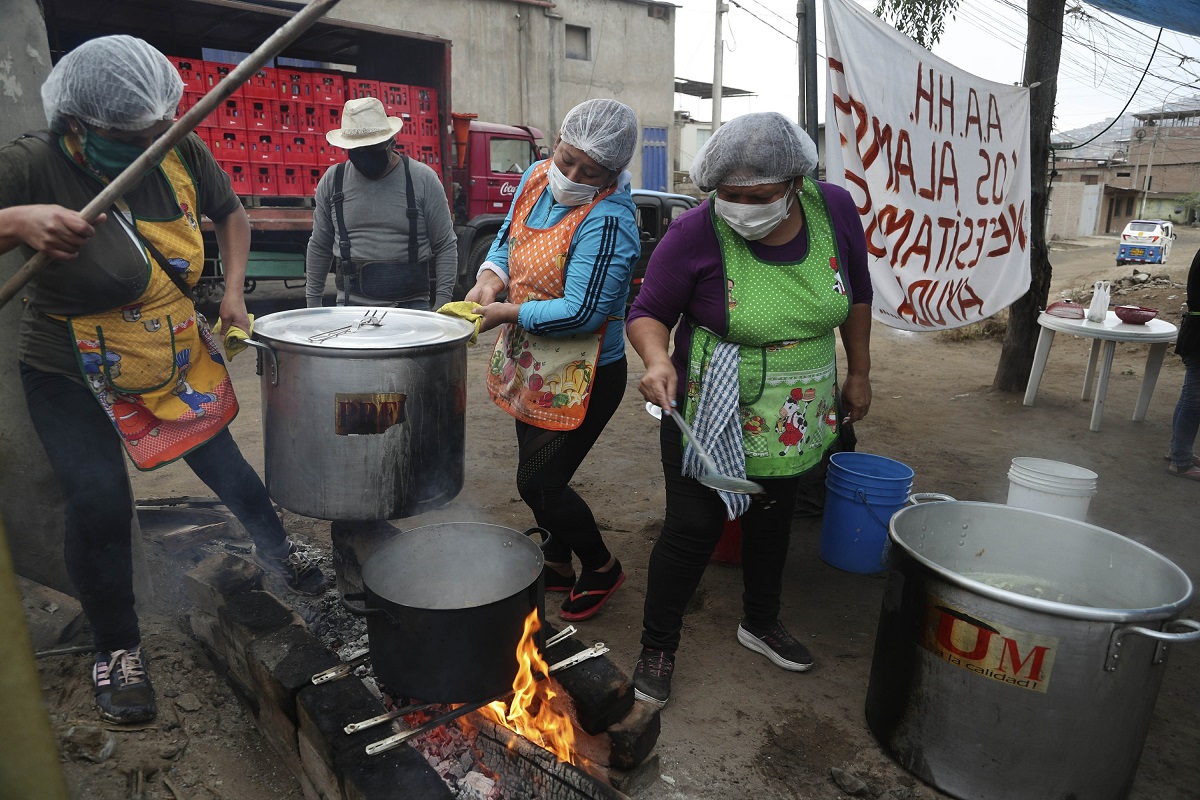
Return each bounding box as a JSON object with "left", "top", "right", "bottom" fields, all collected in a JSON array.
[
  {"left": 514, "top": 358, "right": 626, "bottom": 572},
  {"left": 20, "top": 363, "right": 288, "bottom": 652},
  {"left": 641, "top": 415, "right": 802, "bottom": 652}
]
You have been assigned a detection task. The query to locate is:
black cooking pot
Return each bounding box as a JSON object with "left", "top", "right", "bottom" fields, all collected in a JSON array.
[{"left": 343, "top": 522, "right": 548, "bottom": 703}]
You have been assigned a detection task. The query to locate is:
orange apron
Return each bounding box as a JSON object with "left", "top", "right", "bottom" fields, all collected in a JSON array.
[
  {"left": 486, "top": 161, "right": 615, "bottom": 431},
  {"left": 55, "top": 141, "right": 238, "bottom": 470}
]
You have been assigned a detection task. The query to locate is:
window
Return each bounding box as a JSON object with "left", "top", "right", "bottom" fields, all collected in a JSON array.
[
  {"left": 636, "top": 205, "right": 660, "bottom": 242},
  {"left": 566, "top": 25, "right": 590, "bottom": 60},
  {"left": 1125, "top": 197, "right": 1134, "bottom": 216},
  {"left": 1082, "top": 175, "right": 1098, "bottom": 185},
  {"left": 489, "top": 137, "right": 536, "bottom": 175},
  {"left": 1116, "top": 171, "right": 1131, "bottom": 177}
]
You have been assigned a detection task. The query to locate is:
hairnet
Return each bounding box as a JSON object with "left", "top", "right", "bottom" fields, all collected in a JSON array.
[
  {"left": 689, "top": 112, "right": 818, "bottom": 191},
  {"left": 559, "top": 99, "right": 639, "bottom": 172},
  {"left": 42, "top": 35, "right": 183, "bottom": 133}
]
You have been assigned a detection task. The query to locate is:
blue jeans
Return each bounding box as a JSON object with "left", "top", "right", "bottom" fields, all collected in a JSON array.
[
  {"left": 20, "top": 363, "right": 288, "bottom": 652},
  {"left": 1169, "top": 355, "right": 1200, "bottom": 468}
]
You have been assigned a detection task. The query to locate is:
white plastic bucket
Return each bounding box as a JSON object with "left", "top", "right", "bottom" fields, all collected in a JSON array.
[{"left": 1006, "top": 457, "right": 1098, "bottom": 521}]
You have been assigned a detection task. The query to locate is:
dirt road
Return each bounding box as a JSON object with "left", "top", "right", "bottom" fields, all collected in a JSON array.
[{"left": 42, "top": 229, "right": 1200, "bottom": 799}]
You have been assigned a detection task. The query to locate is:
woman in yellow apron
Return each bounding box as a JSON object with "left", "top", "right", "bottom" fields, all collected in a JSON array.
[
  {"left": 625, "top": 112, "right": 873, "bottom": 707},
  {"left": 466, "top": 100, "right": 642, "bottom": 622},
  {"left": 0, "top": 36, "right": 326, "bottom": 725}
]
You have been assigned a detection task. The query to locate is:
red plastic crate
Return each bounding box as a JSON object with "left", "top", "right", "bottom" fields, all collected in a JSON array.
[
  {"left": 277, "top": 166, "right": 306, "bottom": 196},
  {"left": 250, "top": 164, "right": 279, "bottom": 196},
  {"left": 249, "top": 133, "right": 285, "bottom": 163},
  {"left": 415, "top": 114, "right": 439, "bottom": 141},
  {"left": 380, "top": 82, "right": 410, "bottom": 116},
  {"left": 220, "top": 161, "right": 249, "bottom": 194},
  {"left": 297, "top": 103, "right": 322, "bottom": 134},
  {"left": 301, "top": 166, "right": 324, "bottom": 195},
  {"left": 392, "top": 138, "right": 412, "bottom": 158},
  {"left": 209, "top": 129, "right": 249, "bottom": 162},
  {"left": 283, "top": 134, "right": 317, "bottom": 165},
  {"left": 246, "top": 100, "right": 273, "bottom": 131},
  {"left": 244, "top": 66, "right": 278, "bottom": 99},
  {"left": 215, "top": 98, "right": 247, "bottom": 130},
  {"left": 204, "top": 63, "right": 244, "bottom": 97},
  {"left": 273, "top": 100, "right": 296, "bottom": 132},
  {"left": 278, "top": 70, "right": 312, "bottom": 101},
  {"left": 316, "top": 143, "right": 344, "bottom": 166},
  {"left": 413, "top": 85, "right": 438, "bottom": 114},
  {"left": 169, "top": 56, "right": 207, "bottom": 93},
  {"left": 416, "top": 144, "right": 440, "bottom": 168},
  {"left": 348, "top": 79, "right": 380, "bottom": 100},
  {"left": 311, "top": 72, "right": 345, "bottom": 104},
  {"left": 318, "top": 104, "right": 342, "bottom": 133},
  {"left": 177, "top": 91, "right": 214, "bottom": 126}
]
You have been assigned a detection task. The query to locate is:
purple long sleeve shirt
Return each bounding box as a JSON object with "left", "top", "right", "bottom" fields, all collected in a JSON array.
[{"left": 627, "top": 180, "right": 872, "bottom": 395}]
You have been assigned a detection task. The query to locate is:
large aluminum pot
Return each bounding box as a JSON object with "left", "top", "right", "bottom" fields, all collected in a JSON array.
[
  {"left": 246, "top": 308, "right": 473, "bottom": 520},
  {"left": 344, "top": 523, "right": 547, "bottom": 704},
  {"left": 866, "top": 501, "right": 1200, "bottom": 800}
]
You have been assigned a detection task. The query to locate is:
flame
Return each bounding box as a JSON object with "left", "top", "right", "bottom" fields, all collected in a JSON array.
[{"left": 478, "top": 610, "right": 577, "bottom": 764}]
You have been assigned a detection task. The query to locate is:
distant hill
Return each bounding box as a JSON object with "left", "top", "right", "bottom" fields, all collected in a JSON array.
[{"left": 1053, "top": 96, "right": 1200, "bottom": 162}]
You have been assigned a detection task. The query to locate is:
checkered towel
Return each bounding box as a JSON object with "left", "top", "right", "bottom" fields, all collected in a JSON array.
[{"left": 682, "top": 341, "right": 751, "bottom": 520}]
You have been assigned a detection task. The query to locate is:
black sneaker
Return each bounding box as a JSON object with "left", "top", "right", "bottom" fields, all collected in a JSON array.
[
  {"left": 254, "top": 540, "right": 329, "bottom": 595},
  {"left": 94, "top": 646, "right": 157, "bottom": 724},
  {"left": 633, "top": 647, "right": 675, "bottom": 708},
  {"left": 737, "top": 622, "right": 814, "bottom": 672}
]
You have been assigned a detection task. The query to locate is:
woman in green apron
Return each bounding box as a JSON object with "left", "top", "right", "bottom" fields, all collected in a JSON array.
[
  {"left": 625, "top": 112, "right": 873, "bottom": 707},
  {"left": 0, "top": 36, "right": 327, "bottom": 725}
]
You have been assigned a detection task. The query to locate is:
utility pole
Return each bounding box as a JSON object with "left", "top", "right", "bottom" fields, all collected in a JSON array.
[
  {"left": 713, "top": 0, "right": 726, "bottom": 132},
  {"left": 797, "top": 0, "right": 818, "bottom": 150}
]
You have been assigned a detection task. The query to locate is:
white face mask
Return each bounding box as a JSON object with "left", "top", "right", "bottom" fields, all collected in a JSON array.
[
  {"left": 547, "top": 161, "right": 600, "bottom": 206},
  {"left": 714, "top": 189, "right": 795, "bottom": 241}
]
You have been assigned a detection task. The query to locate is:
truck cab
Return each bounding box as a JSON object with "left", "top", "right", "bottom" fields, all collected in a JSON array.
[{"left": 1117, "top": 219, "right": 1175, "bottom": 265}]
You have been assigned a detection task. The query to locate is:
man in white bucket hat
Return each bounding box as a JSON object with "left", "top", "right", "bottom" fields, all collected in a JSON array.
[{"left": 305, "top": 96, "right": 457, "bottom": 310}]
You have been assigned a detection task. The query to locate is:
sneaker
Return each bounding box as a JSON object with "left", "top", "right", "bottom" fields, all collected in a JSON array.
[
  {"left": 737, "top": 622, "right": 815, "bottom": 672},
  {"left": 633, "top": 647, "right": 675, "bottom": 708},
  {"left": 254, "top": 540, "right": 329, "bottom": 595},
  {"left": 560, "top": 560, "right": 625, "bottom": 621},
  {"left": 94, "top": 646, "right": 157, "bottom": 724}
]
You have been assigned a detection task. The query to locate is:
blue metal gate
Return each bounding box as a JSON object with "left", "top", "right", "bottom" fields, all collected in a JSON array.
[{"left": 641, "top": 126, "right": 668, "bottom": 192}]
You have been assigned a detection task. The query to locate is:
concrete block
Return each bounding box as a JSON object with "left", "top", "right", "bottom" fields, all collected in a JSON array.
[
  {"left": 605, "top": 751, "right": 661, "bottom": 797},
  {"left": 544, "top": 636, "right": 634, "bottom": 735},
  {"left": 247, "top": 626, "right": 342, "bottom": 724},
  {"left": 184, "top": 553, "right": 263, "bottom": 617},
  {"left": 605, "top": 701, "right": 660, "bottom": 771},
  {"left": 188, "top": 610, "right": 229, "bottom": 664}
]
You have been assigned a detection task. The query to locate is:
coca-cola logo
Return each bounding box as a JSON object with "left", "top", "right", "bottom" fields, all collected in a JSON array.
[{"left": 499, "top": 183, "right": 517, "bottom": 197}]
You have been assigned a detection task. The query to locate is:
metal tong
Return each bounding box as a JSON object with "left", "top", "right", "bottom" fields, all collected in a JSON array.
[
  {"left": 311, "top": 649, "right": 371, "bottom": 684},
  {"left": 308, "top": 309, "right": 388, "bottom": 343}
]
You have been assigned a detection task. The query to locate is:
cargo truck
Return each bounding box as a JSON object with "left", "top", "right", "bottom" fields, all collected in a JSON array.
[{"left": 38, "top": 0, "right": 545, "bottom": 300}]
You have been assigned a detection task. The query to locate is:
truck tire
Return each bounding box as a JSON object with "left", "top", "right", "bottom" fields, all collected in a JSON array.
[{"left": 458, "top": 236, "right": 494, "bottom": 299}]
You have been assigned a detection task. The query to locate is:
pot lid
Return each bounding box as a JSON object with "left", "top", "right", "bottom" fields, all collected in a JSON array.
[{"left": 252, "top": 307, "right": 474, "bottom": 349}]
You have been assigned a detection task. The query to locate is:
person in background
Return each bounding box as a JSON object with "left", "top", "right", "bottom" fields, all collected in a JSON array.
[
  {"left": 466, "top": 99, "right": 641, "bottom": 622},
  {"left": 1167, "top": 246, "right": 1200, "bottom": 480},
  {"left": 626, "top": 112, "right": 872, "bottom": 707},
  {"left": 0, "top": 36, "right": 328, "bottom": 725},
  {"left": 305, "top": 96, "right": 457, "bottom": 310}
]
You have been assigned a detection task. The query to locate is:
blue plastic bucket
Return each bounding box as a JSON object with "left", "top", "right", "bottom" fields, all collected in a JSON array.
[{"left": 819, "top": 452, "right": 914, "bottom": 574}]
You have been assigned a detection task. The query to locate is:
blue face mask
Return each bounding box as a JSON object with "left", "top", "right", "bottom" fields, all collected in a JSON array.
[{"left": 82, "top": 132, "right": 152, "bottom": 179}]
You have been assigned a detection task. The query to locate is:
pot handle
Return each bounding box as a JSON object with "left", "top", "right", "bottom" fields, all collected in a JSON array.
[
  {"left": 1105, "top": 618, "right": 1200, "bottom": 671},
  {"left": 242, "top": 338, "right": 278, "bottom": 387},
  {"left": 908, "top": 492, "right": 956, "bottom": 506},
  {"left": 340, "top": 591, "right": 384, "bottom": 617},
  {"left": 523, "top": 526, "right": 553, "bottom": 550}
]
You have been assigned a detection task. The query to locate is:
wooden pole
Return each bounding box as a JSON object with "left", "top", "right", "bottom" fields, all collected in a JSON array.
[{"left": 0, "top": 0, "right": 343, "bottom": 310}]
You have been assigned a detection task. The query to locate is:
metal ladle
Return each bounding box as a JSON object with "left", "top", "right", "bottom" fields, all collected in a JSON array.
[{"left": 666, "top": 408, "right": 765, "bottom": 495}]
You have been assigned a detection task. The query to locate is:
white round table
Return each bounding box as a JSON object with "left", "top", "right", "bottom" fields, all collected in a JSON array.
[{"left": 1022, "top": 310, "right": 1179, "bottom": 432}]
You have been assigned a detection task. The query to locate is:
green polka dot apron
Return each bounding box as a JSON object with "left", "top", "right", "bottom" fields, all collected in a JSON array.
[{"left": 685, "top": 177, "right": 850, "bottom": 478}]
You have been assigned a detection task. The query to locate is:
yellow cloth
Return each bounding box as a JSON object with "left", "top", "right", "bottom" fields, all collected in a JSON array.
[
  {"left": 211, "top": 314, "right": 255, "bottom": 360},
  {"left": 436, "top": 301, "right": 483, "bottom": 345}
]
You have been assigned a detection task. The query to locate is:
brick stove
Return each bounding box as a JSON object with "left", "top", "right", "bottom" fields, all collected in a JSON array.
[{"left": 184, "top": 553, "right": 660, "bottom": 799}]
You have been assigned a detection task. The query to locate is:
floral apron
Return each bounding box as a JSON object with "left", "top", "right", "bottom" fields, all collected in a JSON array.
[
  {"left": 685, "top": 177, "right": 851, "bottom": 478},
  {"left": 53, "top": 140, "right": 238, "bottom": 470},
  {"left": 486, "top": 160, "right": 616, "bottom": 430}
]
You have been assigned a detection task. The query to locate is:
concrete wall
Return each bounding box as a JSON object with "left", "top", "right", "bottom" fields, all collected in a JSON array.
[
  {"left": 0, "top": 2, "right": 73, "bottom": 593},
  {"left": 333, "top": 0, "right": 676, "bottom": 189},
  {"left": 1047, "top": 182, "right": 1102, "bottom": 239}
]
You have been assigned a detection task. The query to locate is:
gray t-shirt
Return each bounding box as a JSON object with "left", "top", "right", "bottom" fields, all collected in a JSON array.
[
  {"left": 0, "top": 132, "right": 240, "bottom": 378},
  {"left": 304, "top": 155, "right": 458, "bottom": 309}
]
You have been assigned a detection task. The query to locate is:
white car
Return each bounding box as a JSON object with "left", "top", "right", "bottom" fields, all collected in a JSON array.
[{"left": 1117, "top": 219, "right": 1175, "bottom": 265}]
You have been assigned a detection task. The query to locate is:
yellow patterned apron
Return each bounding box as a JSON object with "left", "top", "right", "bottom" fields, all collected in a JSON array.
[
  {"left": 53, "top": 139, "right": 238, "bottom": 470},
  {"left": 486, "top": 161, "right": 616, "bottom": 431}
]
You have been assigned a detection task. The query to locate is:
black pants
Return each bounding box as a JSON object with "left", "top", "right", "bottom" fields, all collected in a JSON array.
[
  {"left": 20, "top": 363, "right": 288, "bottom": 652},
  {"left": 515, "top": 358, "right": 626, "bottom": 572},
  {"left": 641, "top": 416, "right": 801, "bottom": 652}
]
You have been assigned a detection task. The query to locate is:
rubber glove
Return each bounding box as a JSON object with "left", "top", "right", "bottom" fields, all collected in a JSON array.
[
  {"left": 211, "top": 314, "right": 255, "bottom": 360},
  {"left": 436, "top": 301, "right": 483, "bottom": 345}
]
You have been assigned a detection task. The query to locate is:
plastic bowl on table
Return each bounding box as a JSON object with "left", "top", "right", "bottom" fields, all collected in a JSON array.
[
  {"left": 1114, "top": 305, "right": 1158, "bottom": 325},
  {"left": 1045, "top": 300, "right": 1085, "bottom": 319}
]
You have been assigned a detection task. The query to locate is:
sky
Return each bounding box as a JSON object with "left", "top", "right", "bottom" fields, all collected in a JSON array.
[{"left": 672, "top": 0, "right": 1200, "bottom": 137}]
